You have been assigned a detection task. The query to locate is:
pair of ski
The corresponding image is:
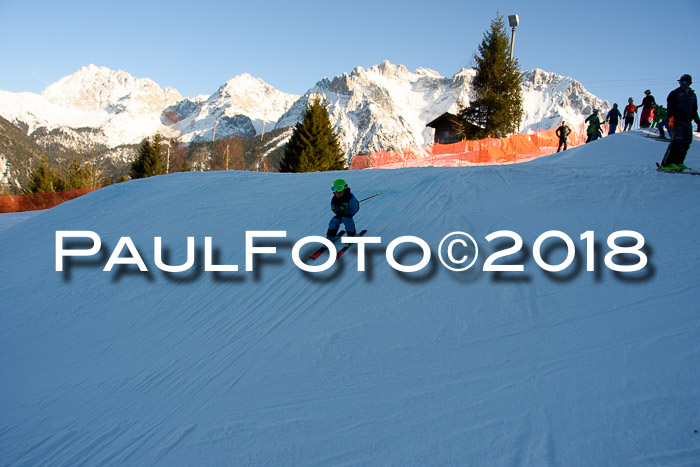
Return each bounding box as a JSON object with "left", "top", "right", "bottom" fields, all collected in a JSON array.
[
  {"left": 655, "top": 162, "right": 700, "bottom": 175},
  {"left": 308, "top": 230, "right": 368, "bottom": 260},
  {"left": 643, "top": 134, "right": 671, "bottom": 142}
]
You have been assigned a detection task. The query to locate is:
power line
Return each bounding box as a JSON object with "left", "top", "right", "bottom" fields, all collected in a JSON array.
[
  {"left": 585, "top": 82, "right": 673, "bottom": 89},
  {"left": 581, "top": 78, "right": 677, "bottom": 83}
]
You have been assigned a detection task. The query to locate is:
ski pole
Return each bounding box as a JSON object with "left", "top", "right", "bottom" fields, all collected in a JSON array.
[{"left": 359, "top": 192, "right": 381, "bottom": 203}]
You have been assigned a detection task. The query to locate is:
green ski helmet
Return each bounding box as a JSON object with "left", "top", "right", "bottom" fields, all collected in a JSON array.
[
  {"left": 331, "top": 179, "right": 348, "bottom": 193},
  {"left": 628, "top": 97, "right": 634, "bottom": 103}
]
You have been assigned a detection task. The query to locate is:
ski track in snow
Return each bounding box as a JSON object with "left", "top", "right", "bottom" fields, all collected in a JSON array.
[{"left": 1, "top": 131, "right": 700, "bottom": 464}]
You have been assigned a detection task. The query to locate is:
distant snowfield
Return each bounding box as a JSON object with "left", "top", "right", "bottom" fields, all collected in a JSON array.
[{"left": 1, "top": 131, "right": 699, "bottom": 465}]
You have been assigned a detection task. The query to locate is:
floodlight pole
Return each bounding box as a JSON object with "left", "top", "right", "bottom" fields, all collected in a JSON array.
[{"left": 508, "top": 14, "right": 519, "bottom": 61}]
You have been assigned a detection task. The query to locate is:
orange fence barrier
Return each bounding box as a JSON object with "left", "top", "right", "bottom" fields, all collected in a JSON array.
[
  {"left": 349, "top": 124, "right": 589, "bottom": 170},
  {"left": 0, "top": 187, "right": 101, "bottom": 213}
]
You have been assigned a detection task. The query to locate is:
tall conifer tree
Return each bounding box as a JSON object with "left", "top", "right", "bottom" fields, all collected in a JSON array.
[
  {"left": 280, "top": 99, "right": 345, "bottom": 172},
  {"left": 26, "top": 158, "right": 61, "bottom": 193},
  {"left": 65, "top": 158, "right": 99, "bottom": 189},
  {"left": 130, "top": 133, "right": 165, "bottom": 179},
  {"left": 458, "top": 13, "right": 523, "bottom": 139}
]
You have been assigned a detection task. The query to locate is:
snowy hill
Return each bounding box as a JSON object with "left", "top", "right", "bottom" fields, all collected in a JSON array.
[{"left": 1, "top": 131, "right": 699, "bottom": 464}]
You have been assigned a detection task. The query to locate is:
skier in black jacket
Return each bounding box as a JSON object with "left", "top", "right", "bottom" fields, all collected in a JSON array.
[
  {"left": 606, "top": 104, "right": 623, "bottom": 134},
  {"left": 660, "top": 74, "right": 700, "bottom": 171}
]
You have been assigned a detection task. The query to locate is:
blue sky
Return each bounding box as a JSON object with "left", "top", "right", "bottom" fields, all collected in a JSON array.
[{"left": 1, "top": 0, "right": 697, "bottom": 107}]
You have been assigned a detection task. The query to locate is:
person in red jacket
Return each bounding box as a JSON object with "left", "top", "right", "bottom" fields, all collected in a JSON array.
[
  {"left": 623, "top": 98, "right": 637, "bottom": 131},
  {"left": 638, "top": 90, "right": 657, "bottom": 128}
]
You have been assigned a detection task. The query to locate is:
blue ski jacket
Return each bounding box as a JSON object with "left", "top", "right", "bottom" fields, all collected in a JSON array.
[
  {"left": 330, "top": 190, "right": 359, "bottom": 218},
  {"left": 606, "top": 108, "right": 622, "bottom": 125}
]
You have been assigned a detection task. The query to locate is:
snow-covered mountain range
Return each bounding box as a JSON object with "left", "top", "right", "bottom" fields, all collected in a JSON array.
[{"left": 0, "top": 62, "right": 608, "bottom": 162}]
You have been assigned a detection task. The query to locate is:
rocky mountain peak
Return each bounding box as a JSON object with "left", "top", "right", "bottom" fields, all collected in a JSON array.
[
  {"left": 40, "top": 64, "right": 182, "bottom": 114},
  {"left": 210, "top": 73, "right": 299, "bottom": 120}
]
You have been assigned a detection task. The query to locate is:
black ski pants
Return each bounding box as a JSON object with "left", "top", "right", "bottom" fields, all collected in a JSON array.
[
  {"left": 557, "top": 138, "right": 567, "bottom": 152},
  {"left": 662, "top": 121, "right": 693, "bottom": 166}
]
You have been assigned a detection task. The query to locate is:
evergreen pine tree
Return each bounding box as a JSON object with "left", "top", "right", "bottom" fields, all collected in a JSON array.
[
  {"left": 65, "top": 158, "right": 83, "bottom": 189},
  {"left": 130, "top": 133, "right": 165, "bottom": 179},
  {"left": 26, "top": 158, "right": 61, "bottom": 193},
  {"left": 65, "top": 158, "right": 98, "bottom": 189},
  {"left": 280, "top": 99, "right": 345, "bottom": 172},
  {"left": 82, "top": 163, "right": 98, "bottom": 187},
  {"left": 457, "top": 13, "right": 524, "bottom": 139}
]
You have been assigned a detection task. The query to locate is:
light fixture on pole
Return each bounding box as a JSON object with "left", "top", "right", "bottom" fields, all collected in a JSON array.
[{"left": 508, "top": 14, "right": 519, "bottom": 61}]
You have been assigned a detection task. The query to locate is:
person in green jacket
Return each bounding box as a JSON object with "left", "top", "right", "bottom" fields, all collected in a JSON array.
[
  {"left": 585, "top": 109, "right": 604, "bottom": 143},
  {"left": 652, "top": 104, "right": 670, "bottom": 138}
]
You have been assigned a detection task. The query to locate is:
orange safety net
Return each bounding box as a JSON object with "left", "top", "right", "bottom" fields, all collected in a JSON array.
[
  {"left": 0, "top": 187, "right": 101, "bottom": 213},
  {"left": 349, "top": 124, "right": 587, "bottom": 170}
]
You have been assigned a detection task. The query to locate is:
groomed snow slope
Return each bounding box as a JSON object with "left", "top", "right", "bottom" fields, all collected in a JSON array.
[{"left": 1, "top": 131, "right": 699, "bottom": 465}]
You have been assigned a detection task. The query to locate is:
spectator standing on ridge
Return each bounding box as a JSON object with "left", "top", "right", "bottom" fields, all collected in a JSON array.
[
  {"left": 659, "top": 74, "right": 700, "bottom": 171},
  {"left": 606, "top": 103, "right": 623, "bottom": 135},
  {"left": 556, "top": 121, "right": 571, "bottom": 152},
  {"left": 585, "top": 109, "right": 604, "bottom": 143},
  {"left": 623, "top": 98, "right": 637, "bottom": 131},
  {"left": 639, "top": 90, "right": 657, "bottom": 128}
]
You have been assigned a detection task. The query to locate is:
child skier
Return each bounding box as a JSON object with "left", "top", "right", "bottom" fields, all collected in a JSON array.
[
  {"left": 652, "top": 104, "right": 670, "bottom": 139},
  {"left": 585, "top": 109, "right": 604, "bottom": 143},
  {"left": 326, "top": 179, "right": 359, "bottom": 239}
]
